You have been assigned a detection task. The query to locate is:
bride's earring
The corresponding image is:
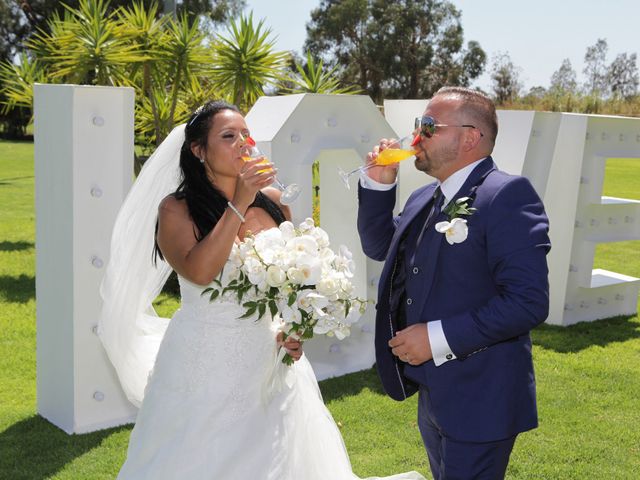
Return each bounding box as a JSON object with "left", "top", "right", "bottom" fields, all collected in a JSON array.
[{"left": 199, "top": 157, "right": 204, "bottom": 164}]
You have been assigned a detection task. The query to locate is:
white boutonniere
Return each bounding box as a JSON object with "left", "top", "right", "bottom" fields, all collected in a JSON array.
[{"left": 435, "top": 197, "right": 477, "bottom": 245}]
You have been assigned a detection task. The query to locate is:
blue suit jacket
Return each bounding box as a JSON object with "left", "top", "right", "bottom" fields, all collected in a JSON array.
[{"left": 357, "top": 157, "right": 551, "bottom": 442}]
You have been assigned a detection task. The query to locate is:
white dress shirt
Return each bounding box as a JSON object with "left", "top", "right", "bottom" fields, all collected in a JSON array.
[{"left": 360, "top": 157, "right": 486, "bottom": 366}]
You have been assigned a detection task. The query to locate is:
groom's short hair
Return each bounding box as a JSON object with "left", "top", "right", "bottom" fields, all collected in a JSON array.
[{"left": 435, "top": 86, "right": 498, "bottom": 147}]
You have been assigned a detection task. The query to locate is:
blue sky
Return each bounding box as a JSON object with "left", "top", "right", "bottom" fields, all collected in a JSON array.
[{"left": 244, "top": 0, "right": 639, "bottom": 93}]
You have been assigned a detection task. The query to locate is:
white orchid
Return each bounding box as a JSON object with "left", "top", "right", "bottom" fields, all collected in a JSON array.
[
  {"left": 286, "top": 235, "right": 319, "bottom": 256},
  {"left": 310, "top": 226, "right": 330, "bottom": 248},
  {"left": 279, "top": 302, "right": 302, "bottom": 324},
  {"left": 318, "top": 247, "right": 336, "bottom": 264},
  {"left": 435, "top": 218, "right": 469, "bottom": 245},
  {"left": 278, "top": 220, "right": 296, "bottom": 241},
  {"left": 334, "top": 245, "right": 356, "bottom": 277},
  {"left": 294, "top": 254, "right": 322, "bottom": 285},
  {"left": 298, "top": 217, "right": 315, "bottom": 233}
]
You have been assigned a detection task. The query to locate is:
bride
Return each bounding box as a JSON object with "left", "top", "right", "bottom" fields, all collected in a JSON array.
[{"left": 99, "top": 100, "right": 425, "bottom": 479}]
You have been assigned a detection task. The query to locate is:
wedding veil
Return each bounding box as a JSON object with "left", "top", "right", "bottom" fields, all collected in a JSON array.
[{"left": 99, "top": 124, "right": 185, "bottom": 407}]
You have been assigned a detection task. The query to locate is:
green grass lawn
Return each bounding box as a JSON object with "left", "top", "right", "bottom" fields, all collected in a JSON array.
[{"left": 1, "top": 140, "right": 639, "bottom": 479}]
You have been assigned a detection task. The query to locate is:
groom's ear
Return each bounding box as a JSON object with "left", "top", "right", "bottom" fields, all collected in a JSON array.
[{"left": 462, "top": 127, "right": 483, "bottom": 153}]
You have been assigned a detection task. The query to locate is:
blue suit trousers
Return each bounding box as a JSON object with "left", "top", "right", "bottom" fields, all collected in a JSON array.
[{"left": 418, "top": 387, "right": 516, "bottom": 480}]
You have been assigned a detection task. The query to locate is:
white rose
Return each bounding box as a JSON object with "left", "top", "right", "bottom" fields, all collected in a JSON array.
[
  {"left": 287, "top": 267, "right": 306, "bottom": 284},
  {"left": 338, "top": 278, "right": 355, "bottom": 297},
  {"left": 316, "top": 275, "right": 340, "bottom": 297},
  {"left": 254, "top": 228, "right": 284, "bottom": 263},
  {"left": 266, "top": 265, "right": 287, "bottom": 287},
  {"left": 435, "top": 218, "right": 468, "bottom": 245}
]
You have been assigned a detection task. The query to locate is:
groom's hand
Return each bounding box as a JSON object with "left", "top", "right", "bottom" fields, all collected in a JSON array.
[
  {"left": 389, "top": 324, "right": 433, "bottom": 366},
  {"left": 365, "top": 138, "right": 400, "bottom": 184}
]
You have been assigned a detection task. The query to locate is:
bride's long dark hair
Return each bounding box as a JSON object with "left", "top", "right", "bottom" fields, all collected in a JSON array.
[{"left": 153, "top": 100, "right": 284, "bottom": 262}]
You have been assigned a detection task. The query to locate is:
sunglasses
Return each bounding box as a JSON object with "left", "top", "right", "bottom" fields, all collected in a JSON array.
[{"left": 414, "top": 116, "right": 484, "bottom": 138}]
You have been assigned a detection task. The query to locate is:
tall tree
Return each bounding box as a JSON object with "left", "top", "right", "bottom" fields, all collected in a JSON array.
[
  {"left": 583, "top": 38, "right": 608, "bottom": 97},
  {"left": 177, "top": 0, "right": 245, "bottom": 24},
  {"left": 490, "top": 52, "right": 521, "bottom": 105},
  {"left": 550, "top": 58, "right": 577, "bottom": 94},
  {"left": 304, "top": 0, "right": 485, "bottom": 103},
  {"left": 0, "top": 1, "right": 29, "bottom": 63},
  {"left": 607, "top": 52, "right": 639, "bottom": 99}
]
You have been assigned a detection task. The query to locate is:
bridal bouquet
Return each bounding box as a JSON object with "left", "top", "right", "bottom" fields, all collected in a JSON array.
[{"left": 203, "top": 218, "right": 368, "bottom": 365}]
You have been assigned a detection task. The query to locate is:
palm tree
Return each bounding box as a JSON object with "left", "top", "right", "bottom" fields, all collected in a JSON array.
[
  {"left": 287, "top": 52, "right": 362, "bottom": 94},
  {"left": 118, "top": 2, "right": 213, "bottom": 144},
  {"left": 210, "top": 13, "right": 289, "bottom": 112},
  {"left": 0, "top": 53, "right": 47, "bottom": 114},
  {"left": 27, "top": 0, "right": 144, "bottom": 86}
]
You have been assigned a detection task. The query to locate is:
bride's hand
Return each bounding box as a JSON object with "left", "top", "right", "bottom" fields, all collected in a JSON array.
[
  {"left": 277, "top": 332, "right": 303, "bottom": 362},
  {"left": 232, "top": 157, "right": 277, "bottom": 209}
]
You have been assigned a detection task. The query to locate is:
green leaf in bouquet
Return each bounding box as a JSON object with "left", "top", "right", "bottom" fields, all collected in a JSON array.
[
  {"left": 201, "top": 287, "right": 214, "bottom": 296},
  {"left": 239, "top": 306, "right": 257, "bottom": 319},
  {"left": 268, "top": 300, "right": 278, "bottom": 317},
  {"left": 302, "top": 328, "right": 314, "bottom": 340},
  {"left": 345, "top": 299, "right": 351, "bottom": 317},
  {"left": 209, "top": 290, "right": 220, "bottom": 301},
  {"left": 287, "top": 292, "right": 296, "bottom": 306},
  {"left": 242, "top": 301, "right": 257, "bottom": 309},
  {"left": 258, "top": 302, "right": 266, "bottom": 319}
]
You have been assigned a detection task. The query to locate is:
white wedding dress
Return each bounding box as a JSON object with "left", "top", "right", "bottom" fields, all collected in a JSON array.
[{"left": 117, "top": 271, "right": 425, "bottom": 480}]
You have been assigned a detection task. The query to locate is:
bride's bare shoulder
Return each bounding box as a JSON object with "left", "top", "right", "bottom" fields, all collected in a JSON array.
[{"left": 158, "top": 194, "right": 189, "bottom": 216}]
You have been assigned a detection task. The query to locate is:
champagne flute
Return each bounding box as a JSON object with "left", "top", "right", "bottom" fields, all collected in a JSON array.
[
  {"left": 338, "top": 134, "right": 419, "bottom": 189},
  {"left": 241, "top": 135, "right": 301, "bottom": 205}
]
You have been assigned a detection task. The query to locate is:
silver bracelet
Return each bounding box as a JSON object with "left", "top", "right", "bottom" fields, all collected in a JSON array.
[{"left": 227, "top": 201, "right": 246, "bottom": 223}]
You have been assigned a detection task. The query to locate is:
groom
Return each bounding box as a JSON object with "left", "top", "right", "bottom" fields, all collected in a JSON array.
[{"left": 357, "top": 87, "right": 551, "bottom": 479}]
